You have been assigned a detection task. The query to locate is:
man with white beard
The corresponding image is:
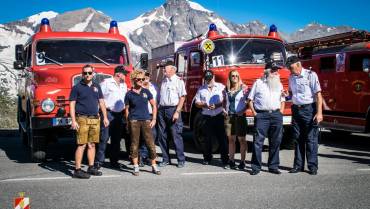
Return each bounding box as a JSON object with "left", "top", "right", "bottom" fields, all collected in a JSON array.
[{"left": 248, "top": 61, "right": 285, "bottom": 175}]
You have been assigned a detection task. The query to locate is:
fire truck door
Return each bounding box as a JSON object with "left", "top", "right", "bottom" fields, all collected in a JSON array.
[
  {"left": 335, "top": 52, "right": 370, "bottom": 113},
  {"left": 185, "top": 51, "right": 203, "bottom": 111}
]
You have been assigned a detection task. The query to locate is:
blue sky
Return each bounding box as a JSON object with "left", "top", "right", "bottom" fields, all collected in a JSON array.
[{"left": 1, "top": 0, "right": 369, "bottom": 33}]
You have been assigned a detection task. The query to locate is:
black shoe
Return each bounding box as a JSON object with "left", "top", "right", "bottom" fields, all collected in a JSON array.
[
  {"left": 268, "top": 169, "right": 281, "bottom": 175},
  {"left": 73, "top": 169, "right": 91, "bottom": 179},
  {"left": 202, "top": 160, "right": 210, "bottom": 165},
  {"left": 289, "top": 167, "right": 302, "bottom": 173},
  {"left": 94, "top": 163, "right": 102, "bottom": 170},
  {"left": 159, "top": 161, "right": 170, "bottom": 167},
  {"left": 308, "top": 169, "right": 318, "bottom": 175},
  {"left": 250, "top": 170, "right": 260, "bottom": 175},
  {"left": 238, "top": 162, "right": 246, "bottom": 170},
  {"left": 229, "top": 160, "right": 237, "bottom": 169},
  {"left": 87, "top": 166, "right": 103, "bottom": 176},
  {"left": 177, "top": 161, "right": 185, "bottom": 168}
]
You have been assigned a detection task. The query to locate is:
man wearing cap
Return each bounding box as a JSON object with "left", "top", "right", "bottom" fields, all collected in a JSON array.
[
  {"left": 157, "top": 61, "right": 187, "bottom": 168},
  {"left": 94, "top": 65, "right": 128, "bottom": 169},
  {"left": 248, "top": 61, "right": 285, "bottom": 175},
  {"left": 195, "top": 70, "right": 228, "bottom": 167},
  {"left": 285, "top": 56, "right": 323, "bottom": 175}
]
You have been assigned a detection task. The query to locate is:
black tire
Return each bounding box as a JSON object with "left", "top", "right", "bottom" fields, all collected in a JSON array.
[
  {"left": 192, "top": 111, "right": 219, "bottom": 153},
  {"left": 29, "top": 129, "right": 47, "bottom": 162},
  {"left": 330, "top": 129, "right": 351, "bottom": 137},
  {"left": 281, "top": 126, "right": 295, "bottom": 150}
]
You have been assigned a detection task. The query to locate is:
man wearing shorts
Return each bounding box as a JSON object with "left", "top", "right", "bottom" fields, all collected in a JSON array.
[{"left": 70, "top": 64, "right": 109, "bottom": 179}]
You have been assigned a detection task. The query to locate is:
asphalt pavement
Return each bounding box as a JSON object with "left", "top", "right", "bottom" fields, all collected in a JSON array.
[{"left": 0, "top": 130, "right": 369, "bottom": 209}]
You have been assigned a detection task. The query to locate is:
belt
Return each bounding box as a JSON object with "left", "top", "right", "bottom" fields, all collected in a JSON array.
[
  {"left": 255, "top": 109, "right": 280, "bottom": 113},
  {"left": 292, "top": 103, "right": 313, "bottom": 108},
  {"left": 159, "top": 105, "right": 176, "bottom": 109},
  {"left": 107, "top": 109, "right": 123, "bottom": 114},
  {"left": 203, "top": 113, "right": 223, "bottom": 118},
  {"left": 76, "top": 114, "right": 99, "bottom": 119}
]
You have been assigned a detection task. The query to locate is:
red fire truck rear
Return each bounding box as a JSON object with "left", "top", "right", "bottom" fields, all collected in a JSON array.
[
  {"left": 14, "top": 18, "right": 136, "bottom": 162},
  {"left": 147, "top": 24, "right": 293, "bottom": 151},
  {"left": 287, "top": 30, "right": 370, "bottom": 135}
]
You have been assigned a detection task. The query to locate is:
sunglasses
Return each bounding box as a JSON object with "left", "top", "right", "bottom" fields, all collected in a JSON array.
[
  {"left": 231, "top": 74, "right": 239, "bottom": 78},
  {"left": 83, "top": 71, "right": 93, "bottom": 75},
  {"left": 135, "top": 78, "right": 145, "bottom": 82}
]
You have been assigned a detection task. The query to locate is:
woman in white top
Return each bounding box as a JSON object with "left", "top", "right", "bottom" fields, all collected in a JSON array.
[{"left": 224, "top": 70, "right": 248, "bottom": 170}]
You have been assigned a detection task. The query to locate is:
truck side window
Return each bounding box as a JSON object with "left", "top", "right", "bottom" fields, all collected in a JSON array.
[
  {"left": 320, "top": 56, "right": 335, "bottom": 72},
  {"left": 177, "top": 52, "right": 187, "bottom": 74},
  {"left": 190, "top": 52, "right": 201, "bottom": 67},
  {"left": 349, "top": 54, "right": 370, "bottom": 72}
]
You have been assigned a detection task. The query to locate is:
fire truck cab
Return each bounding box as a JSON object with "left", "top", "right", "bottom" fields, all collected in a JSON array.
[
  {"left": 14, "top": 18, "right": 134, "bottom": 162},
  {"left": 148, "top": 24, "right": 293, "bottom": 151},
  {"left": 287, "top": 30, "right": 370, "bottom": 135}
]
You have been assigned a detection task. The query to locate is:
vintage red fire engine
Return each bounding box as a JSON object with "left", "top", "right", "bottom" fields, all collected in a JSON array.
[
  {"left": 287, "top": 31, "right": 370, "bottom": 135},
  {"left": 14, "top": 18, "right": 135, "bottom": 161},
  {"left": 148, "top": 24, "right": 293, "bottom": 150}
]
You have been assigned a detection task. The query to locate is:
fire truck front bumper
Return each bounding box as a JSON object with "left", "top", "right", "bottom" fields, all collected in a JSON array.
[
  {"left": 31, "top": 117, "right": 72, "bottom": 130},
  {"left": 246, "top": 116, "right": 292, "bottom": 126}
]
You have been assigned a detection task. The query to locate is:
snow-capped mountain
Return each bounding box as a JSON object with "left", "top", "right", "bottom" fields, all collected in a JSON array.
[{"left": 0, "top": 0, "right": 356, "bottom": 97}]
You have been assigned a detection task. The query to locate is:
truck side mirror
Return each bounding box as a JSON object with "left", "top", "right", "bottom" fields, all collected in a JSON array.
[
  {"left": 15, "top": 44, "right": 24, "bottom": 61},
  {"left": 13, "top": 60, "right": 25, "bottom": 70},
  {"left": 140, "top": 53, "right": 148, "bottom": 70}
]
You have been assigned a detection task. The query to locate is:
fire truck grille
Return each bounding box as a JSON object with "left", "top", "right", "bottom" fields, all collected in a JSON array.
[{"left": 72, "top": 73, "right": 113, "bottom": 86}]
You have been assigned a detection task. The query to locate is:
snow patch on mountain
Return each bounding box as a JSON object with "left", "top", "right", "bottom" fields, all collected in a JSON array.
[
  {"left": 188, "top": 0, "right": 213, "bottom": 13},
  {"left": 27, "top": 11, "right": 58, "bottom": 27},
  {"left": 69, "top": 13, "right": 94, "bottom": 31}
]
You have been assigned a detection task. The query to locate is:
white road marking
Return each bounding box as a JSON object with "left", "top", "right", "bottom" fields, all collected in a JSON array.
[
  {"left": 0, "top": 174, "right": 121, "bottom": 182},
  {"left": 357, "top": 168, "right": 370, "bottom": 171},
  {"left": 181, "top": 171, "right": 242, "bottom": 176}
]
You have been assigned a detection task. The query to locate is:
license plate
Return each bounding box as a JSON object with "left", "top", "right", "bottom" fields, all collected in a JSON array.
[{"left": 52, "top": 118, "right": 72, "bottom": 126}]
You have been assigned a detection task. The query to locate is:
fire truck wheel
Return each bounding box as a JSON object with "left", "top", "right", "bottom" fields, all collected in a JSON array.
[
  {"left": 281, "top": 127, "right": 295, "bottom": 150},
  {"left": 192, "top": 111, "right": 219, "bottom": 153},
  {"left": 29, "top": 129, "right": 47, "bottom": 162},
  {"left": 330, "top": 129, "right": 351, "bottom": 137}
]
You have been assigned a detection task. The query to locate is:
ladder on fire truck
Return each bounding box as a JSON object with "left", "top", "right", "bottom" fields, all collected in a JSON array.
[{"left": 286, "top": 30, "right": 370, "bottom": 58}]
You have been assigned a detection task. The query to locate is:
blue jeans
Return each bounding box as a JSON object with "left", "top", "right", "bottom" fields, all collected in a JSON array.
[
  {"left": 291, "top": 103, "right": 319, "bottom": 171},
  {"left": 251, "top": 110, "right": 283, "bottom": 171},
  {"left": 157, "top": 106, "right": 185, "bottom": 163}
]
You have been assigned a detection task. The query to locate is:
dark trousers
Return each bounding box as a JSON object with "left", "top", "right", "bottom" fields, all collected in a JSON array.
[
  {"left": 157, "top": 106, "right": 185, "bottom": 163},
  {"left": 251, "top": 111, "right": 283, "bottom": 171},
  {"left": 291, "top": 103, "right": 319, "bottom": 171},
  {"left": 139, "top": 125, "right": 157, "bottom": 159},
  {"left": 95, "top": 111, "right": 124, "bottom": 165},
  {"left": 202, "top": 113, "right": 228, "bottom": 164},
  {"left": 129, "top": 120, "right": 157, "bottom": 160}
]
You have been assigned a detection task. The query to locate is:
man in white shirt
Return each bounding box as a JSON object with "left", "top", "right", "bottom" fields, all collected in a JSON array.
[
  {"left": 195, "top": 70, "right": 228, "bottom": 167},
  {"left": 157, "top": 61, "right": 187, "bottom": 168},
  {"left": 248, "top": 61, "right": 285, "bottom": 175},
  {"left": 95, "top": 65, "right": 128, "bottom": 169}
]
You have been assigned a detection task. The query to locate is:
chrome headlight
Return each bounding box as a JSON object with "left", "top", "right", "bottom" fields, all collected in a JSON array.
[{"left": 41, "top": 98, "right": 55, "bottom": 113}]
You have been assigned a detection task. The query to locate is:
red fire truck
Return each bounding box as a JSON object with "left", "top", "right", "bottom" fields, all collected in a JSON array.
[
  {"left": 14, "top": 18, "right": 135, "bottom": 162},
  {"left": 148, "top": 24, "right": 293, "bottom": 151},
  {"left": 287, "top": 30, "right": 370, "bottom": 135}
]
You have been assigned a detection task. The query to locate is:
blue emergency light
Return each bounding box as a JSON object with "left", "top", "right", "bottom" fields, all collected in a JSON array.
[
  {"left": 209, "top": 23, "right": 217, "bottom": 31},
  {"left": 110, "top": 20, "right": 118, "bottom": 28},
  {"left": 41, "top": 18, "right": 50, "bottom": 25},
  {"left": 269, "top": 24, "right": 277, "bottom": 33}
]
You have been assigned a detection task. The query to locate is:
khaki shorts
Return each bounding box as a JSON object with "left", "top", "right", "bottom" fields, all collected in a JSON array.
[
  {"left": 224, "top": 114, "right": 247, "bottom": 137},
  {"left": 76, "top": 116, "right": 100, "bottom": 145}
]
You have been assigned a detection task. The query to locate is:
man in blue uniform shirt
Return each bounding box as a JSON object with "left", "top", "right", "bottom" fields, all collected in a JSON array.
[{"left": 285, "top": 56, "right": 323, "bottom": 175}]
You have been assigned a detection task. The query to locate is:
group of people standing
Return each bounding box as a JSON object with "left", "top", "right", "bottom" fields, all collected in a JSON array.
[{"left": 69, "top": 56, "right": 323, "bottom": 179}]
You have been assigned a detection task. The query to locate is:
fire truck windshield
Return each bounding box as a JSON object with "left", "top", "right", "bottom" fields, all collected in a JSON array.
[
  {"left": 209, "top": 38, "right": 286, "bottom": 67},
  {"left": 35, "top": 40, "right": 129, "bottom": 65}
]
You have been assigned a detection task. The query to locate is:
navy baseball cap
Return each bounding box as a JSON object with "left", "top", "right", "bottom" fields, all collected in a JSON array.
[
  {"left": 265, "top": 61, "right": 283, "bottom": 70},
  {"left": 204, "top": 70, "right": 214, "bottom": 81},
  {"left": 286, "top": 56, "right": 300, "bottom": 67},
  {"left": 114, "top": 65, "right": 129, "bottom": 75}
]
